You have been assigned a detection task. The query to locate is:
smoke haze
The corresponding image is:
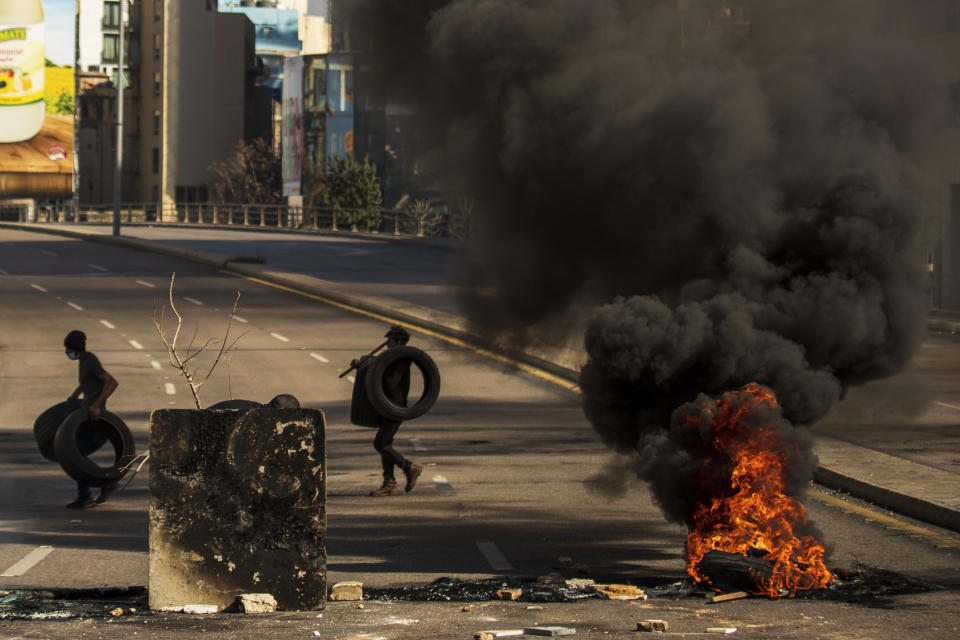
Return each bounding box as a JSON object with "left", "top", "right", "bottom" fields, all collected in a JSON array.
[{"left": 349, "top": 0, "right": 941, "bottom": 523}]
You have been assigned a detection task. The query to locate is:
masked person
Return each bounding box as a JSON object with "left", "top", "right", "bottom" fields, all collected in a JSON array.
[
  {"left": 352, "top": 325, "right": 422, "bottom": 497},
  {"left": 63, "top": 330, "right": 119, "bottom": 508}
]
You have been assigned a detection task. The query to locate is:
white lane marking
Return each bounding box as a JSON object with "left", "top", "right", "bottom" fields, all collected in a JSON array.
[
  {"left": 475, "top": 540, "right": 513, "bottom": 571},
  {"left": 270, "top": 332, "right": 290, "bottom": 342},
  {"left": 409, "top": 437, "right": 428, "bottom": 452},
  {"left": 136, "top": 279, "right": 156, "bottom": 288},
  {"left": 231, "top": 314, "right": 248, "bottom": 323},
  {"left": 66, "top": 302, "right": 84, "bottom": 311},
  {"left": 129, "top": 340, "right": 143, "bottom": 350},
  {"left": 42, "top": 250, "right": 58, "bottom": 257},
  {"left": 30, "top": 283, "right": 47, "bottom": 293},
  {"left": 100, "top": 319, "right": 116, "bottom": 329},
  {"left": 1, "top": 546, "right": 55, "bottom": 577},
  {"left": 310, "top": 352, "right": 329, "bottom": 363},
  {"left": 934, "top": 401, "right": 960, "bottom": 412},
  {"left": 184, "top": 297, "right": 203, "bottom": 306},
  {"left": 164, "top": 383, "right": 176, "bottom": 395},
  {"left": 347, "top": 375, "right": 355, "bottom": 384},
  {"left": 151, "top": 360, "right": 162, "bottom": 370},
  {"left": 88, "top": 263, "right": 109, "bottom": 272}
]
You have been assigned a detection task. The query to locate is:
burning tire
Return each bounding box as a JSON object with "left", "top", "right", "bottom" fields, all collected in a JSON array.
[
  {"left": 364, "top": 346, "right": 441, "bottom": 421},
  {"left": 53, "top": 409, "right": 137, "bottom": 488},
  {"left": 350, "top": 366, "right": 381, "bottom": 427},
  {"left": 33, "top": 399, "right": 109, "bottom": 461}
]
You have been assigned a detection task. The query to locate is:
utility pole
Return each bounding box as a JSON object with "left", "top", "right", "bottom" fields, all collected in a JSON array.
[
  {"left": 72, "top": 0, "right": 80, "bottom": 221},
  {"left": 112, "top": 0, "right": 126, "bottom": 236}
]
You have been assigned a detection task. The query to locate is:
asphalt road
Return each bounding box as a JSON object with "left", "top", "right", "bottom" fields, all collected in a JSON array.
[{"left": 1, "top": 228, "right": 959, "bottom": 638}]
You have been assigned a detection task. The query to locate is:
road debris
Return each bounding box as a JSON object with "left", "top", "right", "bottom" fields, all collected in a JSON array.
[
  {"left": 524, "top": 626, "right": 576, "bottom": 636},
  {"left": 330, "top": 581, "right": 364, "bottom": 601},
  {"left": 462, "top": 605, "right": 474, "bottom": 612},
  {"left": 236, "top": 593, "right": 277, "bottom": 614},
  {"left": 706, "top": 628, "right": 738, "bottom": 634},
  {"left": 709, "top": 591, "right": 749, "bottom": 604},
  {"left": 182, "top": 604, "right": 219, "bottom": 614},
  {"left": 637, "top": 619, "right": 668, "bottom": 632},
  {"left": 526, "top": 605, "right": 545, "bottom": 610},
  {"left": 108, "top": 607, "right": 124, "bottom": 617},
  {"left": 475, "top": 631, "right": 523, "bottom": 640},
  {"left": 496, "top": 589, "right": 522, "bottom": 601},
  {"left": 593, "top": 584, "right": 647, "bottom": 600}
]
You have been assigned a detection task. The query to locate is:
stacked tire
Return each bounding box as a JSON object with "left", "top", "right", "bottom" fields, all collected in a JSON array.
[
  {"left": 350, "top": 346, "right": 441, "bottom": 427},
  {"left": 33, "top": 403, "right": 137, "bottom": 487}
]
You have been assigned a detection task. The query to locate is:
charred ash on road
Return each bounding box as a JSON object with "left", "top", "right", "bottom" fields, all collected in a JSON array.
[{"left": 347, "top": 0, "right": 944, "bottom": 596}]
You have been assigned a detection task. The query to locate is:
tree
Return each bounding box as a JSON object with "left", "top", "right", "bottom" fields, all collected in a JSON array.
[
  {"left": 321, "top": 154, "right": 383, "bottom": 231},
  {"left": 209, "top": 138, "right": 282, "bottom": 204}
]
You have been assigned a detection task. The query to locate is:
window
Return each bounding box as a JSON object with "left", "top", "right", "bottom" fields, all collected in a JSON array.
[
  {"left": 153, "top": 110, "right": 160, "bottom": 135},
  {"left": 154, "top": 33, "right": 161, "bottom": 58},
  {"left": 103, "top": 2, "right": 120, "bottom": 29},
  {"left": 153, "top": 71, "right": 161, "bottom": 95},
  {"left": 87, "top": 64, "right": 100, "bottom": 72},
  {"left": 154, "top": 0, "right": 161, "bottom": 19},
  {"left": 152, "top": 148, "right": 159, "bottom": 174},
  {"left": 151, "top": 185, "right": 159, "bottom": 201},
  {"left": 102, "top": 34, "right": 118, "bottom": 63}
]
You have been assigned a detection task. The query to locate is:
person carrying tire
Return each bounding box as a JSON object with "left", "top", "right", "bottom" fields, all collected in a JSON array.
[
  {"left": 351, "top": 325, "right": 423, "bottom": 497},
  {"left": 63, "top": 329, "right": 119, "bottom": 508}
]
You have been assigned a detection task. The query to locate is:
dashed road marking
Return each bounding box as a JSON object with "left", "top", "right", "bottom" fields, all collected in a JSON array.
[
  {"left": 432, "top": 474, "right": 454, "bottom": 492},
  {"left": 270, "top": 332, "right": 290, "bottom": 342},
  {"left": 934, "top": 401, "right": 960, "bottom": 412},
  {"left": 231, "top": 314, "right": 248, "bottom": 323},
  {"left": 164, "top": 382, "right": 176, "bottom": 395},
  {"left": 1, "top": 546, "right": 55, "bottom": 577},
  {"left": 410, "top": 437, "right": 428, "bottom": 452},
  {"left": 41, "top": 250, "right": 58, "bottom": 257},
  {"left": 151, "top": 360, "right": 162, "bottom": 370},
  {"left": 100, "top": 319, "right": 116, "bottom": 329},
  {"left": 88, "top": 263, "right": 109, "bottom": 272},
  {"left": 475, "top": 540, "right": 513, "bottom": 571},
  {"left": 310, "top": 352, "right": 329, "bottom": 363},
  {"left": 136, "top": 279, "right": 156, "bottom": 288},
  {"left": 129, "top": 340, "right": 143, "bottom": 350},
  {"left": 184, "top": 296, "right": 204, "bottom": 306},
  {"left": 30, "top": 283, "right": 47, "bottom": 293},
  {"left": 66, "top": 302, "right": 83, "bottom": 311}
]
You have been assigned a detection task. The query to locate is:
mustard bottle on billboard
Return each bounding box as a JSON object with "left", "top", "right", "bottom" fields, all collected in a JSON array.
[{"left": 0, "top": 0, "right": 45, "bottom": 143}]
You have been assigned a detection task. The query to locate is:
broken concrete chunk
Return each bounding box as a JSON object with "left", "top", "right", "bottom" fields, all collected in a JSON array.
[
  {"left": 182, "top": 604, "right": 219, "bottom": 614},
  {"left": 593, "top": 584, "right": 647, "bottom": 600},
  {"left": 563, "top": 578, "right": 595, "bottom": 590},
  {"left": 709, "top": 591, "right": 748, "bottom": 603},
  {"left": 495, "top": 588, "right": 522, "bottom": 601},
  {"left": 475, "top": 630, "right": 524, "bottom": 640},
  {"left": 706, "top": 628, "right": 738, "bottom": 634},
  {"left": 330, "top": 581, "right": 363, "bottom": 601},
  {"left": 637, "top": 620, "right": 668, "bottom": 632},
  {"left": 237, "top": 593, "right": 277, "bottom": 614},
  {"left": 523, "top": 627, "right": 576, "bottom": 636}
]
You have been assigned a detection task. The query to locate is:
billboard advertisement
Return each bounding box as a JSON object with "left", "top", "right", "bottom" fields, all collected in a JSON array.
[{"left": 0, "top": 0, "right": 75, "bottom": 198}]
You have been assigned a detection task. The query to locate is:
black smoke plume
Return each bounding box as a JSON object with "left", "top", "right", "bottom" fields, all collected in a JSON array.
[{"left": 349, "top": 1, "right": 941, "bottom": 524}]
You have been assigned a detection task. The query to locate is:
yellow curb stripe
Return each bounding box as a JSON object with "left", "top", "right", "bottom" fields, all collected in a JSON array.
[
  {"left": 228, "top": 272, "right": 582, "bottom": 393},
  {"left": 806, "top": 488, "right": 960, "bottom": 549}
]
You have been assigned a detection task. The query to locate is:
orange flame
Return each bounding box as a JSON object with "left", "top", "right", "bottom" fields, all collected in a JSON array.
[{"left": 685, "top": 383, "right": 833, "bottom": 597}]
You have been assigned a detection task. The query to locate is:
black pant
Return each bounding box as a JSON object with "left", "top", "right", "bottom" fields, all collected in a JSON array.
[{"left": 374, "top": 418, "right": 409, "bottom": 483}]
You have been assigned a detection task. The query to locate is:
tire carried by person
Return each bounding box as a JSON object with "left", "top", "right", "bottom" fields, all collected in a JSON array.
[
  {"left": 363, "top": 345, "right": 441, "bottom": 421},
  {"left": 350, "top": 366, "right": 381, "bottom": 427},
  {"left": 53, "top": 408, "right": 137, "bottom": 488},
  {"left": 33, "top": 398, "right": 84, "bottom": 461}
]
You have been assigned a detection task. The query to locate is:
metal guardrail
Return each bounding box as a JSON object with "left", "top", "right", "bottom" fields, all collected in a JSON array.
[{"left": 15, "top": 201, "right": 472, "bottom": 240}]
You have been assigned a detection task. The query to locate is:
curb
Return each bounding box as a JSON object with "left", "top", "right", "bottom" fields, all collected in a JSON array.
[{"left": 3, "top": 221, "right": 959, "bottom": 533}]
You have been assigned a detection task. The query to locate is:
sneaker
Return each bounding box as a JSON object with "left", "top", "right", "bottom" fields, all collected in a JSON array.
[
  {"left": 369, "top": 482, "right": 399, "bottom": 497},
  {"left": 66, "top": 497, "right": 96, "bottom": 509},
  {"left": 96, "top": 483, "right": 119, "bottom": 504},
  {"left": 404, "top": 464, "right": 422, "bottom": 493}
]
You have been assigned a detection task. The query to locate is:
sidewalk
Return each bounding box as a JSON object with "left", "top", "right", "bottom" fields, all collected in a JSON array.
[{"left": 3, "top": 220, "right": 959, "bottom": 534}]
